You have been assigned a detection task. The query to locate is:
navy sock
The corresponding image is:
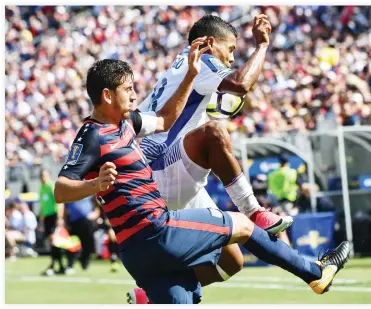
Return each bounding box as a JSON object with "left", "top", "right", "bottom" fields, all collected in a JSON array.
[{"left": 243, "top": 226, "right": 322, "bottom": 284}]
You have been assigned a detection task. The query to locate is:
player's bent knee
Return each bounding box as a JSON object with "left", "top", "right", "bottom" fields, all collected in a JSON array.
[
  {"left": 227, "top": 211, "right": 254, "bottom": 244},
  {"left": 204, "top": 120, "right": 230, "bottom": 147}
]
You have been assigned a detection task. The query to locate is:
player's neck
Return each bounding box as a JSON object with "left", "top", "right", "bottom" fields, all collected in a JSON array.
[{"left": 91, "top": 108, "right": 122, "bottom": 125}]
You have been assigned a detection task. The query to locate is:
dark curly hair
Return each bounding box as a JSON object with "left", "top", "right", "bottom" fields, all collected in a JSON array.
[
  {"left": 188, "top": 15, "right": 237, "bottom": 45},
  {"left": 87, "top": 59, "right": 134, "bottom": 106}
]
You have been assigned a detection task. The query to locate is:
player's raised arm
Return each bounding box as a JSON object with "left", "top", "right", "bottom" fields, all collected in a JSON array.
[
  {"left": 151, "top": 37, "right": 210, "bottom": 133},
  {"left": 218, "top": 14, "right": 271, "bottom": 96}
]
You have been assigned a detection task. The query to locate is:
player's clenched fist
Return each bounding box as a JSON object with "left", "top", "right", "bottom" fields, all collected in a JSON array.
[
  {"left": 98, "top": 162, "right": 117, "bottom": 191},
  {"left": 252, "top": 14, "right": 272, "bottom": 47}
]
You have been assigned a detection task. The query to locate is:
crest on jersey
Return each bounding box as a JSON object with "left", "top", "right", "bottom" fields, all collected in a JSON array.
[{"left": 66, "top": 143, "right": 83, "bottom": 165}]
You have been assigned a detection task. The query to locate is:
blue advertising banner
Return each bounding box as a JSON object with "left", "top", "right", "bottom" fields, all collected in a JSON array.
[
  {"left": 290, "top": 212, "right": 336, "bottom": 258},
  {"left": 328, "top": 175, "right": 371, "bottom": 191}
]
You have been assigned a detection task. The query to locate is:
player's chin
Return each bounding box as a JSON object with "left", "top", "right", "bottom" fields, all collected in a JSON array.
[
  {"left": 121, "top": 106, "right": 133, "bottom": 115},
  {"left": 127, "top": 103, "right": 136, "bottom": 111}
]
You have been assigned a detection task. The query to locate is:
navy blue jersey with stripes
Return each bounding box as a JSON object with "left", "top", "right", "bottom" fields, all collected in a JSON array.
[{"left": 58, "top": 112, "right": 168, "bottom": 248}]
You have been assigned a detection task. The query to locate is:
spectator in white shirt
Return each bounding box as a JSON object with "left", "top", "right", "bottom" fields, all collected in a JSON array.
[
  {"left": 5, "top": 200, "right": 24, "bottom": 260},
  {"left": 19, "top": 201, "right": 38, "bottom": 246}
]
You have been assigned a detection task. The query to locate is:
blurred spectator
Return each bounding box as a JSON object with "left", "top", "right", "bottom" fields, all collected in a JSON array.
[
  {"left": 6, "top": 199, "right": 23, "bottom": 231},
  {"left": 296, "top": 183, "right": 335, "bottom": 213},
  {"left": 39, "top": 168, "right": 64, "bottom": 276},
  {"left": 5, "top": 200, "right": 24, "bottom": 260},
  {"left": 5, "top": 5, "right": 370, "bottom": 169},
  {"left": 268, "top": 156, "right": 298, "bottom": 202},
  {"left": 19, "top": 201, "right": 38, "bottom": 257},
  {"left": 65, "top": 196, "right": 98, "bottom": 272},
  {"left": 95, "top": 206, "right": 121, "bottom": 272},
  {"left": 107, "top": 226, "right": 120, "bottom": 273},
  {"left": 5, "top": 183, "right": 11, "bottom": 200}
]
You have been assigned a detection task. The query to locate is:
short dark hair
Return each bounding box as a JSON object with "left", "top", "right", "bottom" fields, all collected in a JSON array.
[
  {"left": 188, "top": 15, "right": 237, "bottom": 45},
  {"left": 87, "top": 59, "right": 134, "bottom": 106},
  {"left": 279, "top": 154, "right": 289, "bottom": 165}
]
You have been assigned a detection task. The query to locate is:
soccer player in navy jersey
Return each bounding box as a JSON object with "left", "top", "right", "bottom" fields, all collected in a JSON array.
[{"left": 54, "top": 38, "right": 350, "bottom": 304}]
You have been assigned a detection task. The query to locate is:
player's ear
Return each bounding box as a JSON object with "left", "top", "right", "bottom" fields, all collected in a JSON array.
[
  {"left": 102, "top": 88, "right": 112, "bottom": 105},
  {"left": 207, "top": 36, "right": 215, "bottom": 48}
]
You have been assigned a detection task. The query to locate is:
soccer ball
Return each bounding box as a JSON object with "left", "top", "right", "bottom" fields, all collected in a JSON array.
[{"left": 206, "top": 92, "right": 245, "bottom": 119}]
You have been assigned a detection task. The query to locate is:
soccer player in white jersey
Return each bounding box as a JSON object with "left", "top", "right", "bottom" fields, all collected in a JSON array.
[{"left": 131, "top": 14, "right": 293, "bottom": 295}]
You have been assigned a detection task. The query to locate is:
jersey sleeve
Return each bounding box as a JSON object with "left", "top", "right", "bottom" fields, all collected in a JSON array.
[
  {"left": 194, "top": 54, "right": 233, "bottom": 95},
  {"left": 129, "top": 110, "right": 157, "bottom": 137},
  {"left": 58, "top": 125, "right": 100, "bottom": 181},
  {"left": 137, "top": 94, "right": 152, "bottom": 112},
  {"left": 129, "top": 110, "right": 143, "bottom": 135}
]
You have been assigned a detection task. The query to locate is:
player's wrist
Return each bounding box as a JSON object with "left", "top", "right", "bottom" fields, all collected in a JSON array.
[
  {"left": 185, "top": 70, "right": 198, "bottom": 80},
  {"left": 90, "top": 178, "right": 102, "bottom": 193},
  {"left": 256, "top": 42, "right": 269, "bottom": 49}
]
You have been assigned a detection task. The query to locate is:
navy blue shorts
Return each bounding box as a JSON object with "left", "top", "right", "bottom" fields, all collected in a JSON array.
[{"left": 120, "top": 207, "right": 233, "bottom": 304}]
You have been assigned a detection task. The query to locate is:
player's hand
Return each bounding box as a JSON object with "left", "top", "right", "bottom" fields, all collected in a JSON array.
[
  {"left": 98, "top": 162, "right": 117, "bottom": 191},
  {"left": 252, "top": 14, "right": 271, "bottom": 47},
  {"left": 187, "top": 36, "right": 211, "bottom": 76}
]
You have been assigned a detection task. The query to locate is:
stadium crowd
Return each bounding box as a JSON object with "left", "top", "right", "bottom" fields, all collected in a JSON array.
[{"left": 5, "top": 5, "right": 371, "bottom": 168}]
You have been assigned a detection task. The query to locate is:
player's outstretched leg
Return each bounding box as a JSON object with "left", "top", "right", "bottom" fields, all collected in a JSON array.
[
  {"left": 183, "top": 120, "right": 293, "bottom": 234},
  {"left": 228, "top": 211, "right": 351, "bottom": 294}
]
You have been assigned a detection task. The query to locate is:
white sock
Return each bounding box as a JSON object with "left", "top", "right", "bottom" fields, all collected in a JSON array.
[
  {"left": 216, "top": 264, "right": 231, "bottom": 281},
  {"left": 224, "top": 173, "right": 261, "bottom": 217}
]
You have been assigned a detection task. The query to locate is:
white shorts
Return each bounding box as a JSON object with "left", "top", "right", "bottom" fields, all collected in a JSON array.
[
  {"left": 151, "top": 137, "right": 218, "bottom": 210},
  {"left": 184, "top": 187, "right": 219, "bottom": 210}
]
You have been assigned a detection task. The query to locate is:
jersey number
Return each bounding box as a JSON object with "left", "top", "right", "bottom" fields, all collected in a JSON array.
[
  {"left": 172, "top": 57, "right": 184, "bottom": 69},
  {"left": 150, "top": 78, "right": 167, "bottom": 111}
]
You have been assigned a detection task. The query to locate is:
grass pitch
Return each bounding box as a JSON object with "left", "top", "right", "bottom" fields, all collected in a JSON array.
[{"left": 5, "top": 256, "right": 371, "bottom": 304}]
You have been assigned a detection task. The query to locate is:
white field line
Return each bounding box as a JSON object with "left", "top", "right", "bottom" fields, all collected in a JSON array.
[
  {"left": 7, "top": 275, "right": 371, "bottom": 293},
  {"left": 211, "top": 281, "right": 371, "bottom": 293},
  {"left": 229, "top": 276, "right": 365, "bottom": 285}
]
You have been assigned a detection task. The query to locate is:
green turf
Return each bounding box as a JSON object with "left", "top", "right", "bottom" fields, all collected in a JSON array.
[{"left": 5, "top": 256, "right": 371, "bottom": 304}]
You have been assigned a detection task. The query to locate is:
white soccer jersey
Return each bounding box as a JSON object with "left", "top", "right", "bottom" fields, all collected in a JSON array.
[{"left": 138, "top": 47, "right": 232, "bottom": 162}]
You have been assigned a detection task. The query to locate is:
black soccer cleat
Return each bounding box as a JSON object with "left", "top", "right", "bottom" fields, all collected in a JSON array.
[{"left": 309, "top": 241, "right": 351, "bottom": 294}]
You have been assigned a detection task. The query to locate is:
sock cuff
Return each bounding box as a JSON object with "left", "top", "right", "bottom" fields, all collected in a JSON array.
[
  {"left": 216, "top": 264, "right": 231, "bottom": 281},
  {"left": 224, "top": 173, "right": 244, "bottom": 188},
  {"left": 224, "top": 174, "right": 253, "bottom": 197}
]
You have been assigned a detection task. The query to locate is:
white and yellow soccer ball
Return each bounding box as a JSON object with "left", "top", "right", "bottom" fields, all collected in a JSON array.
[{"left": 206, "top": 92, "right": 245, "bottom": 119}]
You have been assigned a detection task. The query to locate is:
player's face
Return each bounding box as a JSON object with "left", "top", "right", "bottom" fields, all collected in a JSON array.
[
  {"left": 211, "top": 33, "right": 236, "bottom": 68},
  {"left": 40, "top": 170, "right": 49, "bottom": 183},
  {"left": 111, "top": 78, "right": 137, "bottom": 116}
]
